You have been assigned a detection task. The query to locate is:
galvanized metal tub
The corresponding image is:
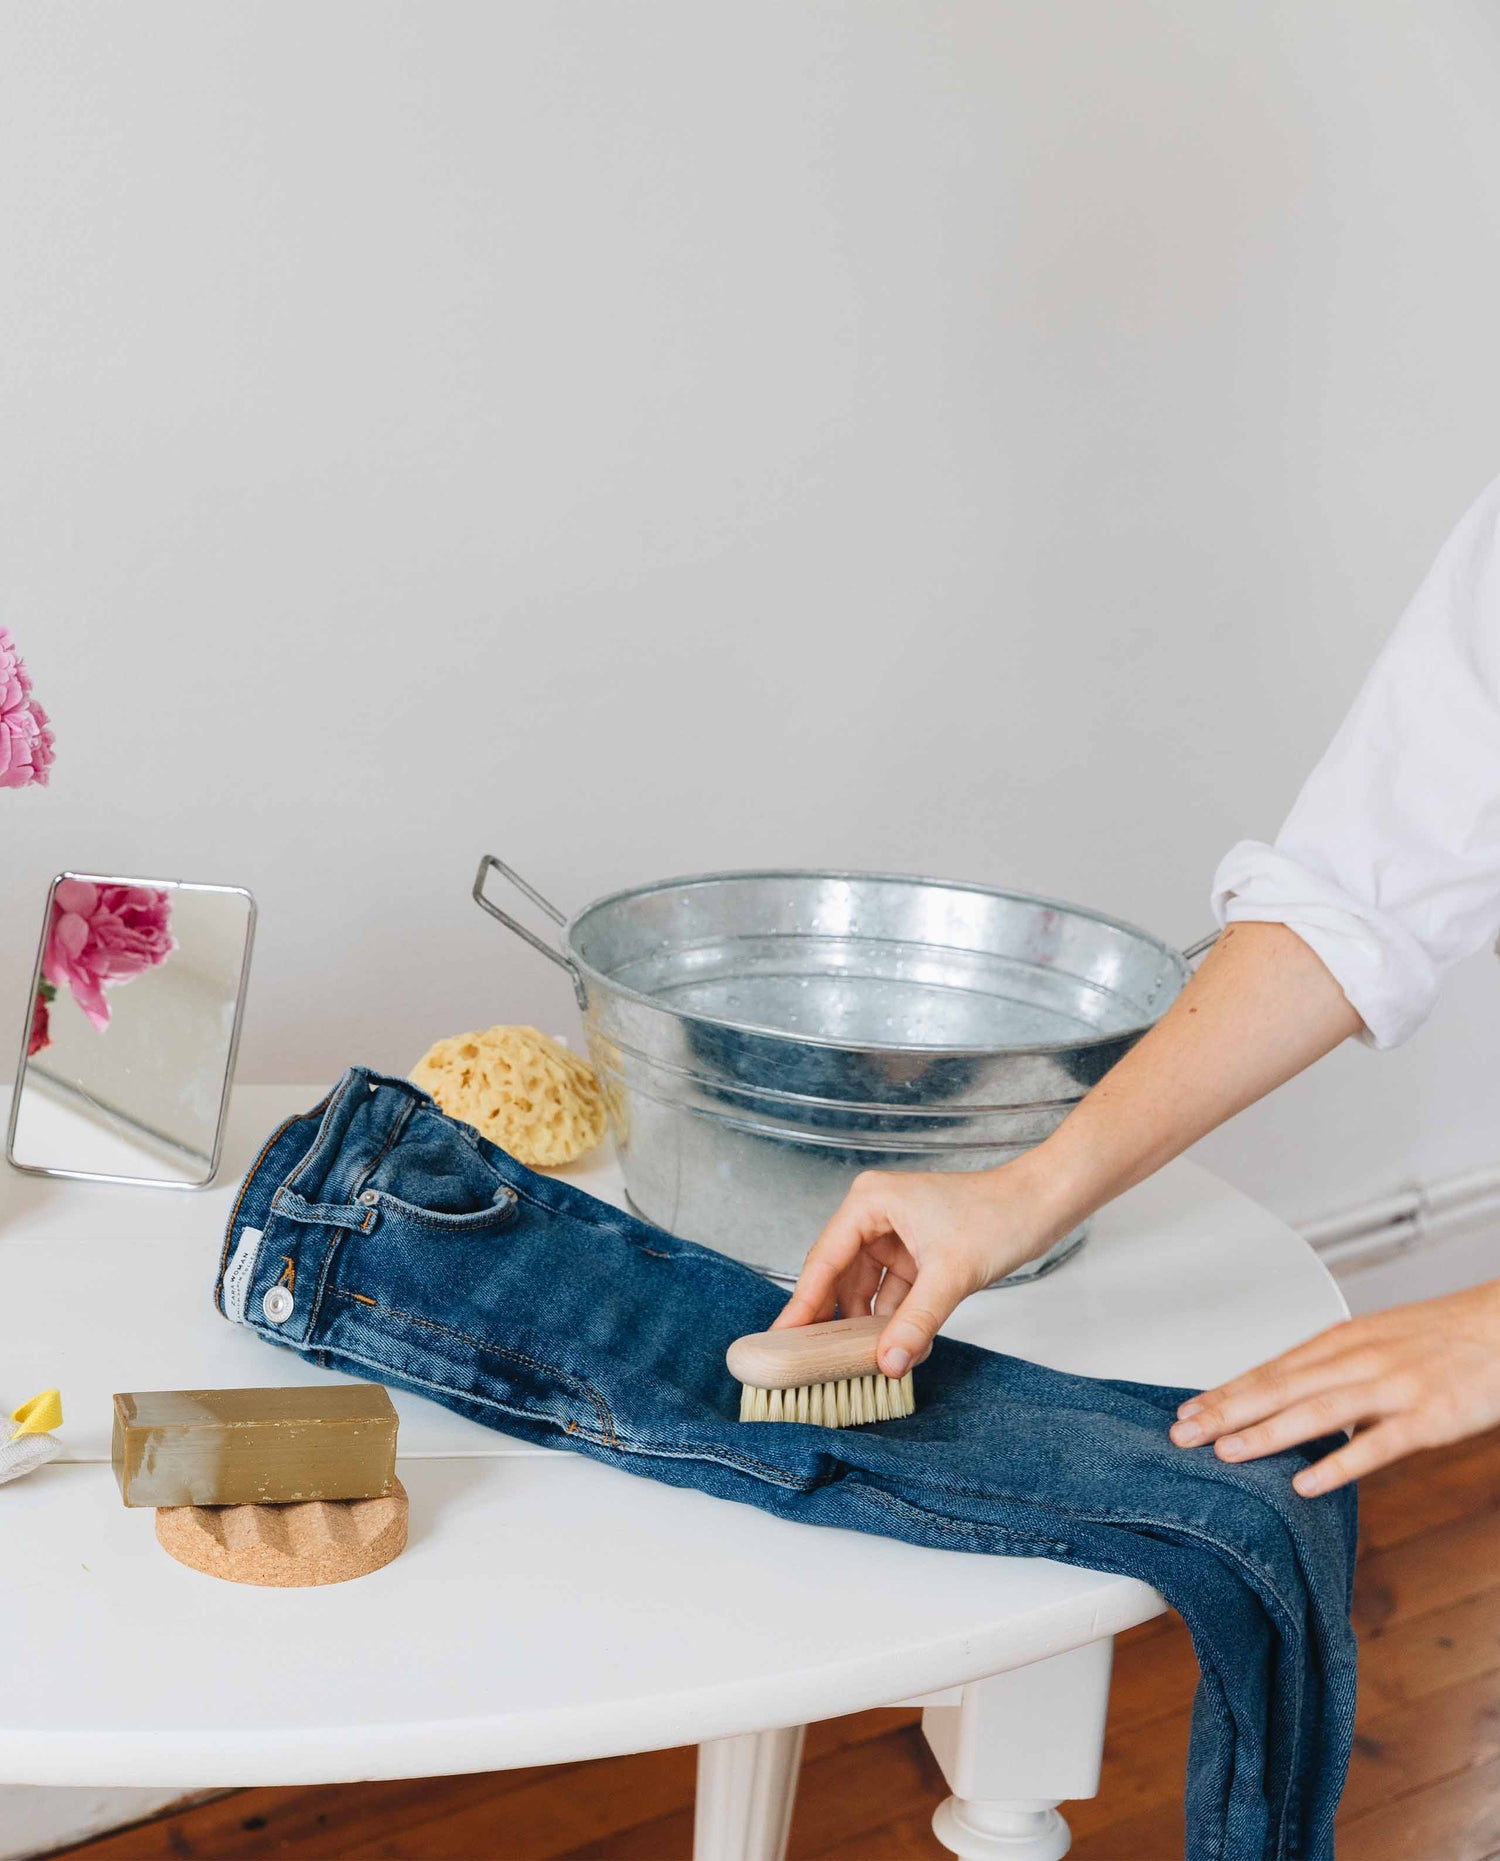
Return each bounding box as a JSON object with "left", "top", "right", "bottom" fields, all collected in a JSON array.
[{"left": 474, "top": 859, "right": 1201, "bottom": 1284}]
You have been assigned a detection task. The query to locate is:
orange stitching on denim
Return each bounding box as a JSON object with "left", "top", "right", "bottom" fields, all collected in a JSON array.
[
  {"left": 328, "top": 1290, "right": 617, "bottom": 1446},
  {"left": 279, "top": 1257, "right": 296, "bottom": 1294},
  {"left": 349, "top": 1292, "right": 376, "bottom": 1306},
  {"left": 315, "top": 1307, "right": 809, "bottom": 1485}
]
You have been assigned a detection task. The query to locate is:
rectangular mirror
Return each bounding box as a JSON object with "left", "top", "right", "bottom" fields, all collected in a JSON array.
[{"left": 6, "top": 874, "right": 256, "bottom": 1187}]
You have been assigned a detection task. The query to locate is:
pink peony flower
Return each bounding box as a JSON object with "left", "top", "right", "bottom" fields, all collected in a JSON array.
[
  {"left": 27, "top": 985, "right": 51, "bottom": 1058},
  {"left": 0, "top": 628, "right": 55, "bottom": 789},
  {"left": 43, "top": 880, "right": 175, "bottom": 1032}
]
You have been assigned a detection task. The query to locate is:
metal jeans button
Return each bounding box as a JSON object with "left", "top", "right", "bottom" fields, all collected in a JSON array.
[
  {"left": 263, "top": 1285, "right": 294, "bottom": 1324},
  {"left": 359, "top": 1189, "right": 379, "bottom": 1207}
]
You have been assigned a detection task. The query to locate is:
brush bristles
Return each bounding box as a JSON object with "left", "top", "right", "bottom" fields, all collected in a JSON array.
[{"left": 737, "top": 1371, "right": 916, "bottom": 1426}]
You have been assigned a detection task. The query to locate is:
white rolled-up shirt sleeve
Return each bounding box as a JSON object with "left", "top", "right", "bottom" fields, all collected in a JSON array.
[{"left": 1212, "top": 475, "right": 1500, "bottom": 1049}]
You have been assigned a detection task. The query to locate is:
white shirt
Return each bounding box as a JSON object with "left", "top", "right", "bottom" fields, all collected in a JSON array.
[{"left": 1212, "top": 475, "right": 1500, "bottom": 1050}]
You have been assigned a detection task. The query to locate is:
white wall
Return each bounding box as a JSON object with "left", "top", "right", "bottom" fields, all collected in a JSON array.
[{"left": 4, "top": 0, "right": 1500, "bottom": 1240}]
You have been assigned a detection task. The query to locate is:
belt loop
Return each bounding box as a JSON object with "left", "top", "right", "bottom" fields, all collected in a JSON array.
[{"left": 272, "top": 1188, "right": 376, "bottom": 1232}]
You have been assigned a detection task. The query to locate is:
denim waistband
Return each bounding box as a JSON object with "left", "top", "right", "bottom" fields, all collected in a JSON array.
[{"left": 215, "top": 1067, "right": 459, "bottom": 1344}]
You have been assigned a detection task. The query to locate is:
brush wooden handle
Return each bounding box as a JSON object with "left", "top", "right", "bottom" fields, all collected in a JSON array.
[{"left": 726, "top": 1315, "right": 886, "bottom": 1389}]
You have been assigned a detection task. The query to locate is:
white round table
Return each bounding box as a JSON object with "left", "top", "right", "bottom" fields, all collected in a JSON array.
[{"left": 0, "top": 1085, "right": 1346, "bottom": 1861}]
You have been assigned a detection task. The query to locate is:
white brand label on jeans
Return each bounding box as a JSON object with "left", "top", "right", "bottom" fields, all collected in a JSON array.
[{"left": 222, "top": 1226, "right": 264, "bottom": 1325}]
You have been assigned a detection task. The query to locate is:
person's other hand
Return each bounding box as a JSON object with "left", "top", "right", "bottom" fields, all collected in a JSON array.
[
  {"left": 772, "top": 1164, "right": 1059, "bottom": 1377},
  {"left": 1170, "top": 1280, "right": 1500, "bottom": 1495}
]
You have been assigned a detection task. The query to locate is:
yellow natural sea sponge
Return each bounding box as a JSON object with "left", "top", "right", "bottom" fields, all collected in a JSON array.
[{"left": 410, "top": 1025, "right": 608, "bottom": 1168}]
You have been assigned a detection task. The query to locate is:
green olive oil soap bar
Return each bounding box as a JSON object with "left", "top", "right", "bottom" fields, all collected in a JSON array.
[{"left": 111, "top": 1386, "right": 399, "bottom": 1508}]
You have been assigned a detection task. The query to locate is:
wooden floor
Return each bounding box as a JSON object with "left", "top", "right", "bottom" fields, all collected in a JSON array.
[{"left": 54, "top": 1427, "right": 1500, "bottom": 1861}]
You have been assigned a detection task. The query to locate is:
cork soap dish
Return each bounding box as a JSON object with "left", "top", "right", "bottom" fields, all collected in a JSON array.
[
  {"left": 156, "top": 1480, "right": 409, "bottom": 1587},
  {"left": 112, "top": 1385, "right": 408, "bottom": 1587}
]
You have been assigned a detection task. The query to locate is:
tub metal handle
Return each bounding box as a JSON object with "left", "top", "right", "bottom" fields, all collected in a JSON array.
[
  {"left": 472, "top": 855, "right": 586, "bottom": 1006},
  {"left": 1182, "top": 931, "right": 1219, "bottom": 963}
]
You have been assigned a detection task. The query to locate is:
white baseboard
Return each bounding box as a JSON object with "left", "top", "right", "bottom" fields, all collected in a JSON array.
[
  {"left": 1300, "top": 1166, "right": 1500, "bottom": 1315},
  {"left": 0, "top": 1786, "right": 215, "bottom": 1861}
]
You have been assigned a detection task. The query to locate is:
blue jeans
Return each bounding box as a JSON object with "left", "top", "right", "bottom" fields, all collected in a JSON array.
[{"left": 216, "top": 1068, "right": 1357, "bottom": 1861}]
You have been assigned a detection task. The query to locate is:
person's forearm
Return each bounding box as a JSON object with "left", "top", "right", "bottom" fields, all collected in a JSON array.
[
  {"left": 779, "top": 920, "right": 1364, "bottom": 1358},
  {"left": 1015, "top": 921, "right": 1363, "bottom": 1249}
]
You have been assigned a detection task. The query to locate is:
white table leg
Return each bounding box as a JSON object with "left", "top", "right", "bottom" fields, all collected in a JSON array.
[
  {"left": 694, "top": 1724, "right": 806, "bottom": 1861},
  {"left": 922, "top": 1638, "right": 1115, "bottom": 1861}
]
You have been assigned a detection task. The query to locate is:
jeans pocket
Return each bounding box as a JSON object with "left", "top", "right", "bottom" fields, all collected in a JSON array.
[
  {"left": 361, "top": 1182, "right": 519, "bottom": 1232},
  {"left": 356, "top": 1103, "right": 519, "bottom": 1229}
]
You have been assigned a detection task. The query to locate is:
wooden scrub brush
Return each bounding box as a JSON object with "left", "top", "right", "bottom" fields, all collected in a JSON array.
[{"left": 727, "top": 1315, "right": 916, "bottom": 1426}]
